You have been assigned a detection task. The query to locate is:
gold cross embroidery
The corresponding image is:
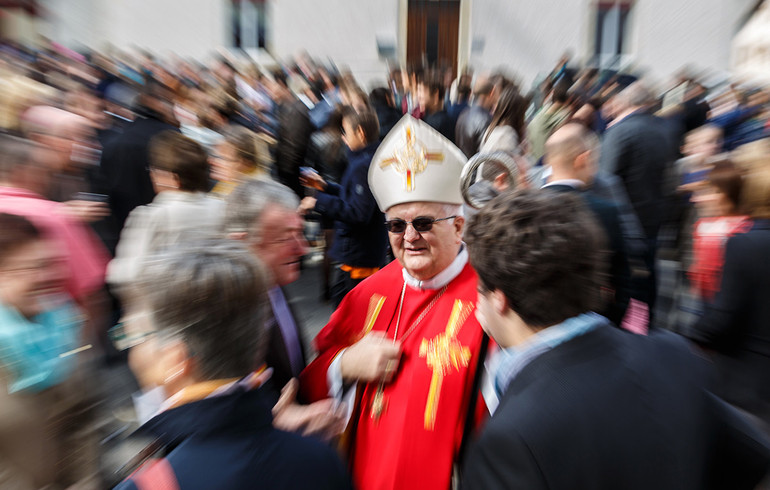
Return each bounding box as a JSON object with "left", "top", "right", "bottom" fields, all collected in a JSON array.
[
  {"left": 353, "top": 294, "right": 386, "bottom": 344},
  {"left": 419, "top": 300, "right": 473, "bottom": 431},
  {"left": 379, "top": 125, "right": 444, "bottom": 191}
]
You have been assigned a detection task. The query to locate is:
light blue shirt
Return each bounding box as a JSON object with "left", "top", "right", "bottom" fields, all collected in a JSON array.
[
  {"left": 491, "top": 312, "right": 606, "bottom": 397},
  {"left": 0, "top": 299, "right": 82, "bottom": 393}
]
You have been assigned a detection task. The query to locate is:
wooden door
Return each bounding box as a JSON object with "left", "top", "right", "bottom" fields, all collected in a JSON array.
[{"left": 407, "top": 0, "right": 460, "bottom": 75}]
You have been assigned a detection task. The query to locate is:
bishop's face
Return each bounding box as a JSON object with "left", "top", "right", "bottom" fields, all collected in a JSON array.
[{"left": 386, "top": 201, "right": 464, "bottom": 281}]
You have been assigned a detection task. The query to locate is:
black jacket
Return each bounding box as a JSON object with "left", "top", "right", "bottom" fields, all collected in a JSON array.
[
  {"left": 545, "top": 184, "right": 631, "bottom": 325},
  {"left": 462, "top": 323, "right": 770, "bottom": 490},
  {"left": 598, "top": 111, "right": 677, "bottom": 240},
  {"left": 423, "top": 109, "right": 456, "bottom": 143},
  {"left": 314, "top": 142, "right": 387, "bottom": 269},
  {"left": 687, "top": 219, "right": 770, "bottom": 425},
  {"left": 275, "top": 98, "right": 313, "bottom": 197},
  {"left": 99, "top": 110, "right": 178, "bottom": 235},
  {"left": 372, "top": 101, "right": 402, "bottom": 140},
  {"left": 455, "top": 105, "right": 492, "bottom": 158},
  {"left": 116, "top": 387, "right": 352, "bottom": 490}
]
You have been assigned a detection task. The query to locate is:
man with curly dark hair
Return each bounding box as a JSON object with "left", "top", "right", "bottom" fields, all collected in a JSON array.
[{"left": 461, "top": 189, "right": 770, "bottom": 490}]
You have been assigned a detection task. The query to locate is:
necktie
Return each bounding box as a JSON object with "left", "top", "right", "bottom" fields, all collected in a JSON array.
[{"left": 267, "top": 287, "right": 304, "bottom": 376}]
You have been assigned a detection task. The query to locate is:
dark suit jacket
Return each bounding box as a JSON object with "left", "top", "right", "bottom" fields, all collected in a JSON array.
[
  {"left": 461, "top": 324, "right": 770, "bottom": 490},
  {"left": 275, "top": 98, "right": 313, "bottom": 197},
  {"left": 264, "top": 288, "right": 308, "bottom": 398},
  {"left": 423, "top": 109, "right": 456, "bottom": 143},
  {"left": 99, "top": 111, "right": 179, "bottom": 234},
  {"left": 455, "top": 105, "right": 492, "bottom": 158},
  {"left": 116, "top": 388, "right": 352, "bottom": 490},
  {"left": 598, "top": 111, "right": 677, "bottom": 240},
  {"left": 686, "top": 219, "right": 770, "bottom": 425},
  {"left": 545, "top": 184, "right": 631, "bottom": 325}
]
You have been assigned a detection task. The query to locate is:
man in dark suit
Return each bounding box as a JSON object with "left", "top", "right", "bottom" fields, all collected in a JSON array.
[
  {"left": 461, "top": 189, "right": 770, "bottom": 490},
  {"left": 454, "top": 81, "right": 494, "bottom": 158},
  {"left": 272, "top": 72, "right": 314, "bottom": 198},
  {"left": 599, "top": 82, "right": 678, "bottom": 309},
  {"left": 100, "top": 78, "right": 179, "bottom": 239},
  {"left": 417, "top": 74, "right": 456, "bottom": 142},
  {"left": 225, "top": 179, "right": 343, "bottom": 437},
  {"left": 543, "top": 122, "right": 630, "bottom": 325}
]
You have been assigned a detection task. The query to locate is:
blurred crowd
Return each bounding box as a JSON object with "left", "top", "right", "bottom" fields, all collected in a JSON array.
[{"left": 1, "top": 36, "right": 770, "bottom": 489}]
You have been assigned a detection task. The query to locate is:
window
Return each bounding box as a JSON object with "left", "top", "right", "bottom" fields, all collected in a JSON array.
[
  {"left": 594, "top": 1, "right": 632, "bottom": 69},
  {"left": 231, "top": 0, "right": 267, "bottom": 49}
]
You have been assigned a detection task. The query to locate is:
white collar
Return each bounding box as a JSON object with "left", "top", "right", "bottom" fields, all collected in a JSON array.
[
  {"left": 402, "top": 245, "right": 468, "bottom": 290},
  {"left": 542, "top": 179, "right": 585, "bottom": 190}
]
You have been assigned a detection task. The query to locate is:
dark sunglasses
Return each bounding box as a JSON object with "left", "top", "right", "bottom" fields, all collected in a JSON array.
[{"left": 384, "top": 216, "right": 457, "bottom": 234}]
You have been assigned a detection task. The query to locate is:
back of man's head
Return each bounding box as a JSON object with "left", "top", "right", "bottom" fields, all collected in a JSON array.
[
  {"left": 420, "top": 72, "right": 444, "bottom": 106},
  {"left": 552, "top": 81, "right": 570, "bottom": 105},
  {"left": 224, "top": 179, "right": 299, "bottom": 242},
  {"left": 616, "top": 81, "right": 654, "bottom": 112},
  {"left": 545, "top": 122, "right": 599, "bottom": 172},
  {"left": 465, "top": 189, "right": 606, "bottom": 329},
  {"left": 139, "top": 239, "right": 268, "bottom": 379}
]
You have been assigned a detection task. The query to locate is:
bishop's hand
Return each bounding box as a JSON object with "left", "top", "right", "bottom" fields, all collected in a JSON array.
[{"left": 340, "top": 331, "right": 402, "bottom": 383}]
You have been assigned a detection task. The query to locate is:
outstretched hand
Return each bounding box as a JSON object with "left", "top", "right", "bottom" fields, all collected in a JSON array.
[{"left": 272, "top": 379, "right": 347, "bottom": 440}]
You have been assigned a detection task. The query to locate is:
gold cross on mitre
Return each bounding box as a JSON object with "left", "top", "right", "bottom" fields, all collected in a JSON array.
[
  {"left": 419, "top": 300, "right": 473, "bottom": 431},
  {"left": 379, "top": 124, "right": 444, "bottom": 192}
]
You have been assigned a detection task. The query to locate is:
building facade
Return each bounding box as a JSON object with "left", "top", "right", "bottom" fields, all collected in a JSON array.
[{"left": 0, "top": 0, "right": 761, "bottom": 89}]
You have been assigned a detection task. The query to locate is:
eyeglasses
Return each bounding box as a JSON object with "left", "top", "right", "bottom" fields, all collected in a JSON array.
[
  {"left": 384, "top": 216, "right": 457, "bottom": 234},
  {"left": 108, "top": 315, "right": 156, "bottom": 351}
]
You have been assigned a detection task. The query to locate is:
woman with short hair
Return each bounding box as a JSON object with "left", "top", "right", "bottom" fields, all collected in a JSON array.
[
  {"left": 210, "top": 125, "right": 272, "bottom": 197},
  {"left": 113, "top": 241, "right": 351, "bottom": 489},
  {"left": 688, "top": 158, "right": 751, "bottom": 301},
  {"left": 107, "top": 131, "right": 224, "bottom": 292},
  {"left": 686, "top": 144, "right": 770, "bottom": 436}
]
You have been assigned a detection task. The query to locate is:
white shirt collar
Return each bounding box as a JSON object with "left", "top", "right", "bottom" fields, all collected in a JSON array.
[
  {"left": 542, "top": 178, "right": 585, "bottom": 190},
  {"left": 402, "top": 245, "right": 468, "bottom": 290}
]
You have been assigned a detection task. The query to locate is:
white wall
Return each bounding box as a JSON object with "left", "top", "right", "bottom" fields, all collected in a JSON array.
[
  {"left": 732, "top": 2, "right": 770, "bottom": 84},
  {"left": 30, "top": 0, "right": 758, "bottom": 91},
  {"left": 466, "top": 0, "right": 757, "bottom": 90},
  {"left": 270, "top": 0, "right": 399, "bottom": 89},
  {"left": 38, "top": 0, "right": 107, "bottom": 48},
  {"left": 468, "top": 0, "right": 590, "bottom": 88},
  {"left": 629, "top": 0, "right": 756, "bottom": 85},
  {"left": 39, "top": 0, "right": 228, "bottom": 59}
]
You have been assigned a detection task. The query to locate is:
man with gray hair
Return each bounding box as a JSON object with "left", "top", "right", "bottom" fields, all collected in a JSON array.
[
  {"left": 598, "top": 81, "right": 678, "bottom": 314},
  {"left": 225, "top": 178, "right": 343, "bottom": 437}
]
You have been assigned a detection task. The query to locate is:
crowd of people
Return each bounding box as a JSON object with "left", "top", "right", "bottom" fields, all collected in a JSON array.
[{"left": 1, "top": 37, "right": 770, "bottom": 489}]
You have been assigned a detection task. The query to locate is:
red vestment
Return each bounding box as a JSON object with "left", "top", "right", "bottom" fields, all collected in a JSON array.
[{"left": 300, "top": 259, "right": 485, "bottom": 490}]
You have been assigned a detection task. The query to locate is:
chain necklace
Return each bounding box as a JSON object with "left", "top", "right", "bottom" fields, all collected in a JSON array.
[{"left": 370, "top": 281, "right": 449, "bottom": 420}]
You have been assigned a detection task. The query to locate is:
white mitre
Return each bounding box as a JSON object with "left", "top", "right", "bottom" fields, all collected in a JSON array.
[{"left": 368, "top": 115, "right": 467, "bottom": 212}]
